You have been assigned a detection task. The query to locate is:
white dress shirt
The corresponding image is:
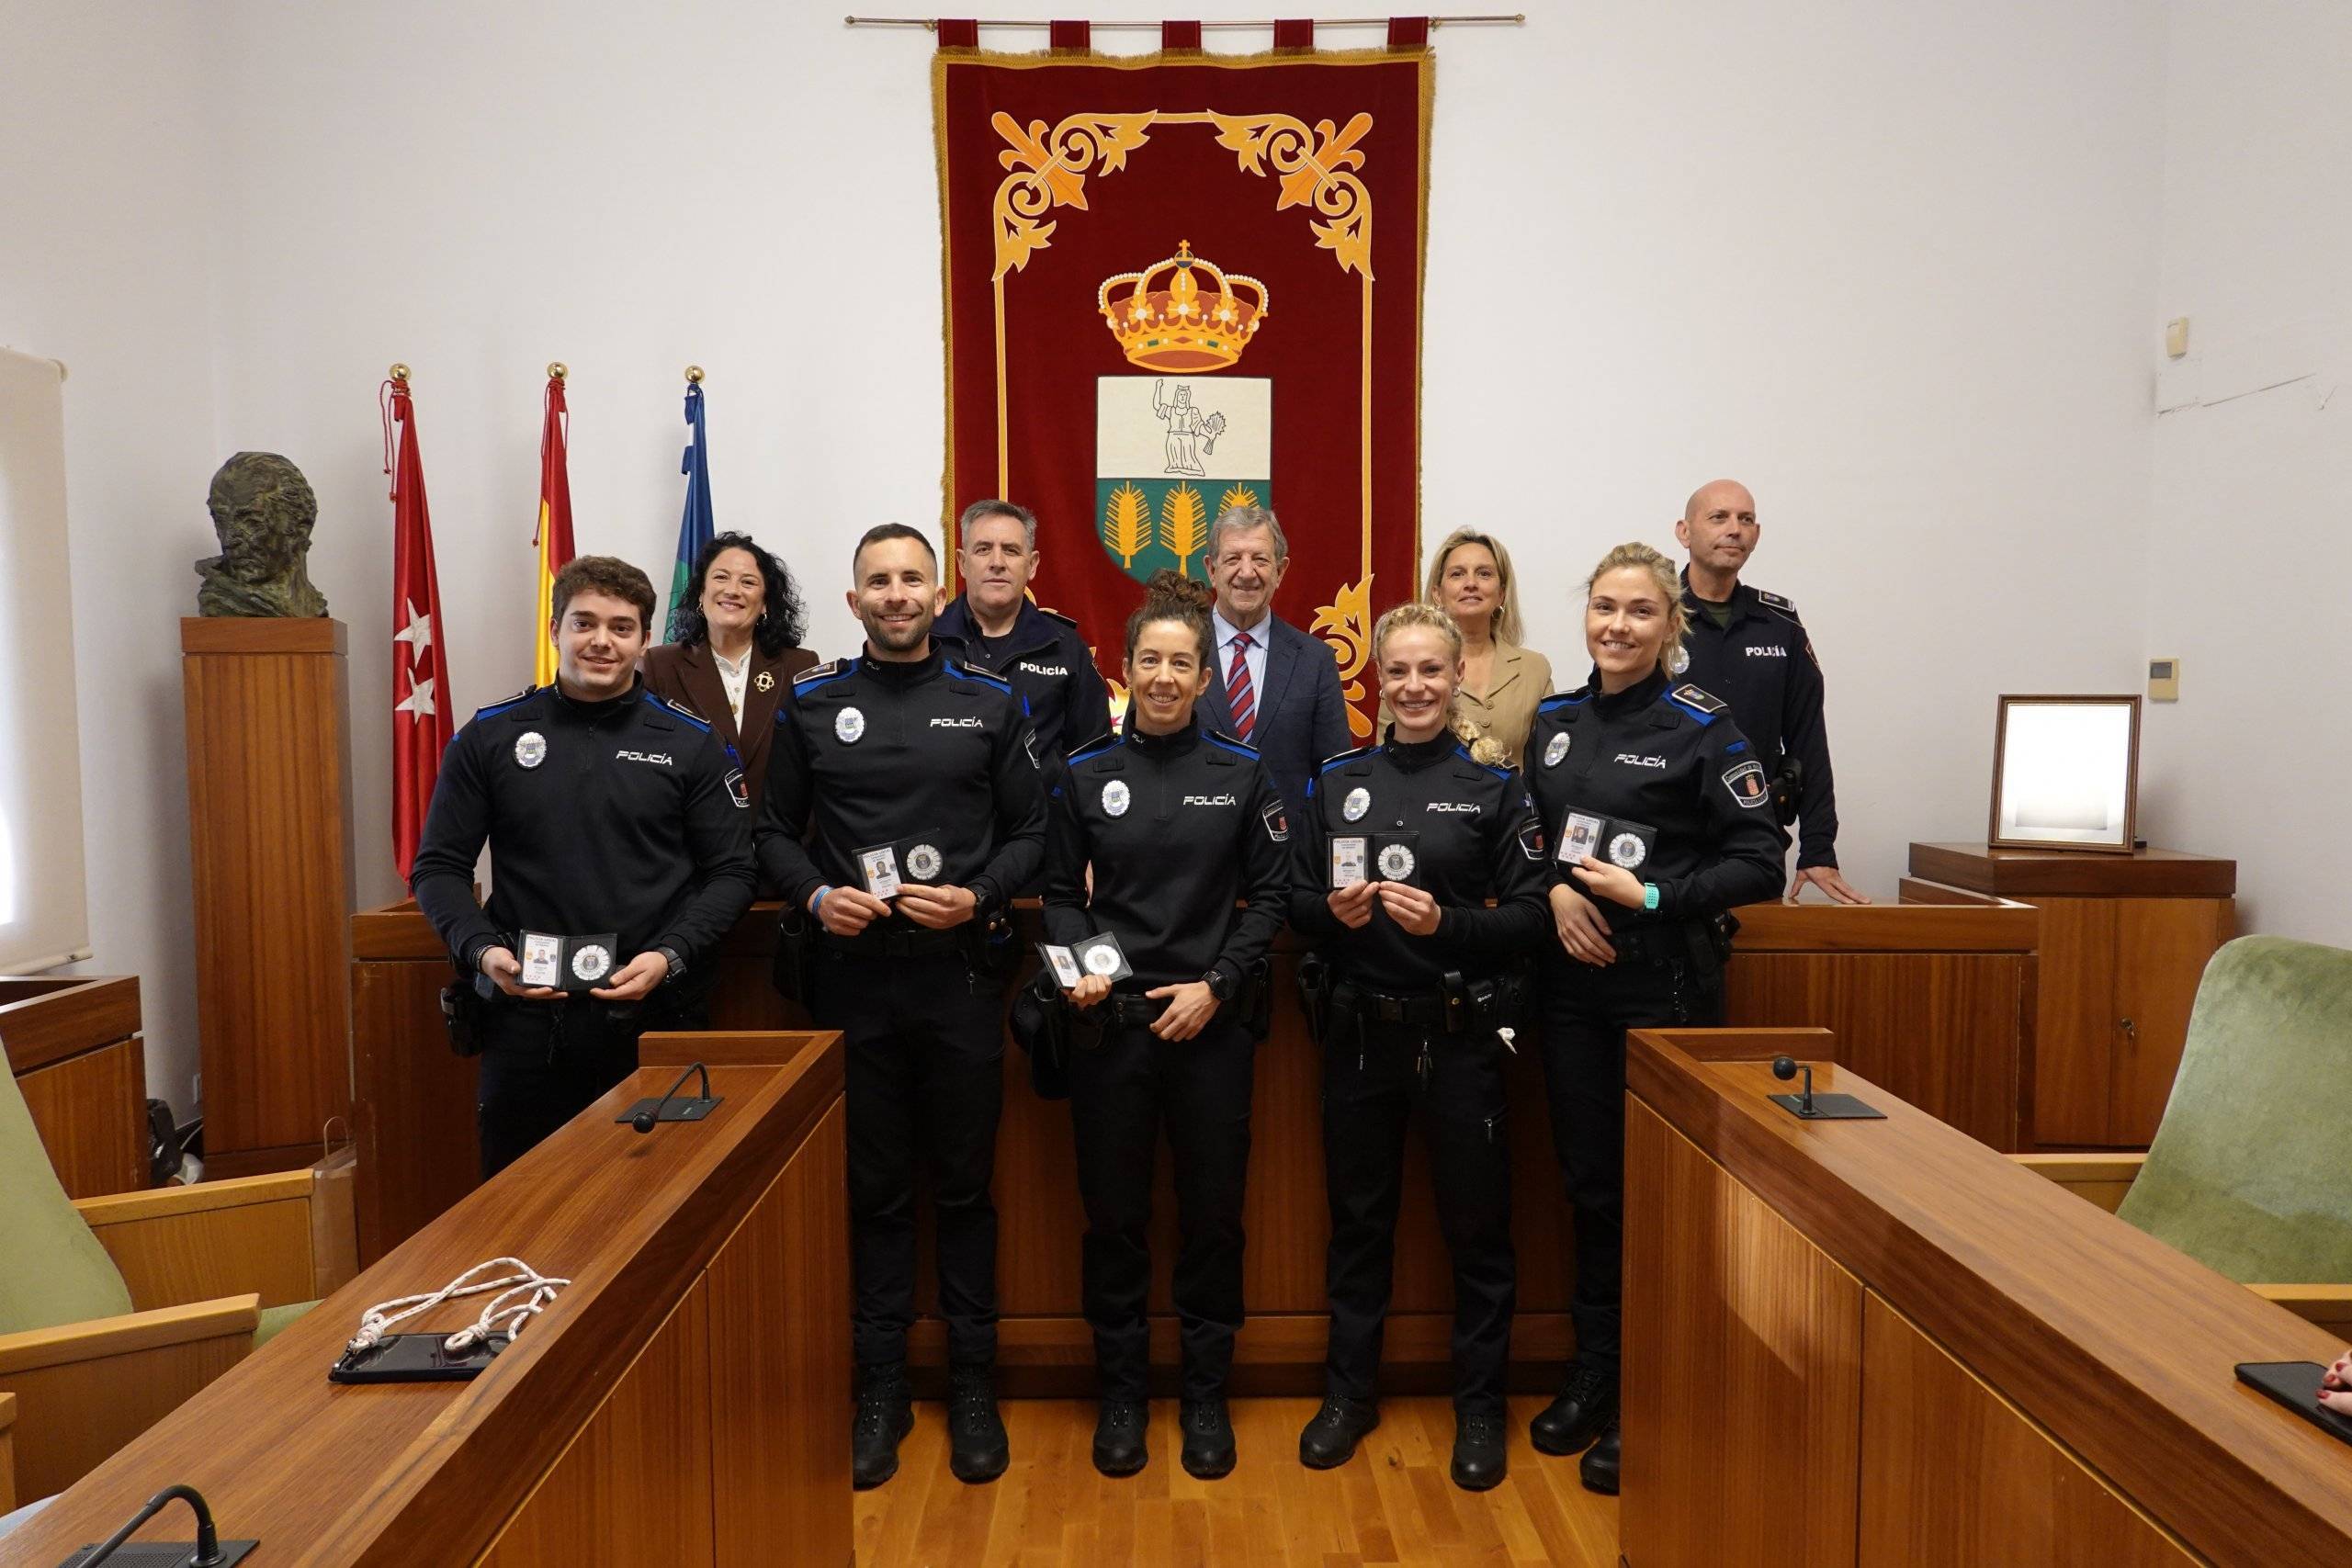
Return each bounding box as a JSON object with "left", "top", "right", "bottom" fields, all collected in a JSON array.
[{"left": 711, "top": 641, "right": 752, "bottom": 726}]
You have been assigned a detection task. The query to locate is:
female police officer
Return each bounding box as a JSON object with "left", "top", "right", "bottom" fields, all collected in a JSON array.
[
  {"left": 1045, "top": 570, "right": 1291, "bottom": 1482},
  {"left": 1521, "top": 541, "right": 1784, "bottom": 1495},
  {"left": 1290, "top": 601, "right": 1548, "bottom": 1493}
]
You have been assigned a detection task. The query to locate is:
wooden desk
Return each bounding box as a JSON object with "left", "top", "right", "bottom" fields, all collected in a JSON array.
[
  {"left": 0, "top": 1031, "right": 849, "bottom": 1567},
  {"left": 1911, "top": 841, "right": 2234, "bottom": 1146},
  {"left": 352, "top": 893, "right": 2038, "bottom": 1391},
  {"left": 1622, "top": 1025, "right": 2352, "bottom": 1568},
  {"left": 0, "top": 976, "right": 145, "bottom": 1198}
]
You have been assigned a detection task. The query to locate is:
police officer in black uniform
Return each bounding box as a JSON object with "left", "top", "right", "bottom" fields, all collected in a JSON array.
[
  {"left": 1044, "top": 571, "right": 1291, "bottom": 1482},
  {"left": 1673, "top": 478, "right": 1868, "bottom": 904},
  {"left": 933, "top": 498, "right": 1113, "bottom": 758},
  {"left": 412, "top": 555, "right": 755, "bottom": 1179},
  {"left": 1290, "top": 601, "right": 1548, "bottom": 1493},
  {"left": 1523, "top": 541, "right": 1786, "bottom": 1495},
  {"left": 755, "top": 523, "right": 1045, "bottom": 1493}
]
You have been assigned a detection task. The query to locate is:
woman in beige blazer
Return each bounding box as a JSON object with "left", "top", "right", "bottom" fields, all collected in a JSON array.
[{"left": 1380, "top": 527, "right": 1552, "bottom": 765}]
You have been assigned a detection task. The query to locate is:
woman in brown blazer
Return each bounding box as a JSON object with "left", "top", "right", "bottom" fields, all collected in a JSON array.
[
  {"left": 1378, "top": 527, "right": 1552, "bottom": 765},
  {"left": 641, "top": 531, "right": 818, "bottom": 808}
]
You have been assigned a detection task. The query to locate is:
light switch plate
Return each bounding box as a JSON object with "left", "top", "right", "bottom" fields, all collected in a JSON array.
[{"left": 2149, "top": 658, "right": 2180, "bottom": 701}]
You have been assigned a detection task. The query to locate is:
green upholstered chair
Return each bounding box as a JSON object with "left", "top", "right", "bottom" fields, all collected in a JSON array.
[
  {"left": 0, "top": 1059, "right": 353, "bottom": 1503},
  {"left": 2018, "top": 934, "right": 2352, "bottom": 1338}
]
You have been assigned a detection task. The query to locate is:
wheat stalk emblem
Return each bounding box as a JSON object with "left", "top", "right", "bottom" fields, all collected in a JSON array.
[{"left": 1101, "top": 482, "right": 1152, "bottom": 569}]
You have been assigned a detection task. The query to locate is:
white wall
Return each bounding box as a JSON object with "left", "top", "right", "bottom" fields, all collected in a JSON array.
[
  {"left": 11, "top": 0, "right": 2186, "bottom": 1112},
  {"left": 1, "top": 1, "right": 223, "bottom": 1113},
  {"left": 2142, "top": 0, "right": 2352, "bottom": 945}
]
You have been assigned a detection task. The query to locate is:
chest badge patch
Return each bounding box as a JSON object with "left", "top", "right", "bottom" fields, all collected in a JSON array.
[
  {"left": 754, "top": 671, "right": 775, "bottom": 693},
  {"left": 1544, "top": 731, "right": 1570, "bottom": 768},
  {"left": 1342, "top": 786, "right": 1371, "bottom": 822},
  {"left": 835, "top": 706, "right": 866, "bottom": 744},
  {"left": 1102, "top": 779, "right": 1131, "bottom": 818},
  {"left": 514, "top": 731, "right": 548, "bottom": 769}
]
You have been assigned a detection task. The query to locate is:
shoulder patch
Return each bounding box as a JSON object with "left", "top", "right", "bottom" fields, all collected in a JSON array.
[
  {"left": 1755, "top": 588, "right": 1802, "bottom": 622},
  {"left": 954, "top": 661, "right": 1016, "bottom": 696},
  {"left": 792, "top": 659, "right": 848, "bottom": 688},
  {"left": 1317, "top": 744, "right": 1380, "bottom": 775},
  {"left": 1666, "top": 682, "right": 1726, "bottom": 722},
  {"left": 1204, "top": 729, "right": 1260, "bottom": 759},
  {"left": 473, "top": 685, "right": 538, "bottom": 721},
  {"left": 645, "top": 691, "right": 713, "bottom": 732},
  {"left": 1038, "top": 605, "right": 1080, "bottom": 630}
]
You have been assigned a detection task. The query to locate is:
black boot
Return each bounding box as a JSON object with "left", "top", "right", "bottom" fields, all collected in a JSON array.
[
  {"left": 1180, "top": 1398, "right": 1237, "bottom": 1480},
  {"left": 1531, "top": 1361, "right": 1617, "bottom": 1457},
  {"left": 1451, "top": 1412, "right": 1508, "bottom": 1492},
  {"left": 850, "top": 1363, "right": 914, "bottom": 1491},
  {"left": 1297, "top": 1394, "right": 1380, "bottom": 1469},
  {"left": 1092, "top": 1398, "right": 1149, "bottom": 1476},
  {"left": 947, "top": 1363, "right": 1011, "bottom": 1483},
  {"left": 1579, "top": 1416, "right": 1622, "bottom": 1495}
]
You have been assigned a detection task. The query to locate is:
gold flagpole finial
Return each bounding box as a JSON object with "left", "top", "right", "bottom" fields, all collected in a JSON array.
[
  {"left": 684, "top": 365, "right": 705, "bottom": 384},
  {"left": 547, "top": 361, "right": 569, "bottom": 380},
  {"left": 389, "top": 362, "right": 411, "bottom": 382}
]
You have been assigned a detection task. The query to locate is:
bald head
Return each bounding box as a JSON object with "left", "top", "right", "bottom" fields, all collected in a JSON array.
[{"left": 1676, "top": 479, "right": 1759, "bottom": 596}]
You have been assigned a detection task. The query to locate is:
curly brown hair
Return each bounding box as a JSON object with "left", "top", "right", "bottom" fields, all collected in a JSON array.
[{"left": 550, "top": 555, "right": 656, "bottom": 626}]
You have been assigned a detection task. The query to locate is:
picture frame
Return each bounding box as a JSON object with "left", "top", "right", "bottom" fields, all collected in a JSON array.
[{"left": 1987, "top": 694, "right": 2142, "bottom": 853}]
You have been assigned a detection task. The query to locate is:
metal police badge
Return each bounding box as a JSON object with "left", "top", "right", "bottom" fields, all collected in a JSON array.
[
  {"left": 1607, "top": 832, "right": 1649, "bottom": 870},
  {"left": 514, "top": 731, "right": 548, "bottom": 769},
  {"left": 570, "top": 943, "right": 613, "bottom": 984},
  {"left": 1376, "top": 841, "right": 1418, "bottom": 881},
  {"left": 835, "top": 706, "right": 866, "bottom": 744},
  {"left": 906, "top": 843, "right": 943, "bottom": 880},
  {"left": 1342, "top": 786, "right": 1371, "bottom": 822},
  {"left": 1543, "top": 731, "right": 1570, "bottom": 768},
  {"left": 1102, "top": 779, "right": 1131, "bottom": 817}
]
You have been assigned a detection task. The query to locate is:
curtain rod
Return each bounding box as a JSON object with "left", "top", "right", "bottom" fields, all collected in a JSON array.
[{"left": 845, "top": 14, "right": 1524, "bottom": 28}]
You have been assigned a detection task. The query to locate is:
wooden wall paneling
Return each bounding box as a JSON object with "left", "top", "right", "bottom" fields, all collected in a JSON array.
[
  {"left": 350, "top": 958, "right": 478, "bottom": 1264},
  {"left": 16, "top": 1036, "right": 148, "bottom": 1197},
  {"left": 1621, "top": 1099, "right": 1862, "bottom": 1568},
  {"left": 1858, "top": 1292, "right": 2199, "bottom": 1566},
  {"left": 477, "top": 1280, "right": 717, "bottom": 1567},
  {"left": 706, "top": 1100, "right": 853, "bottom": 1566},
  {"left": 2109, "top": 897, "right": 2235, "bottom": 1143},
  {"left": 181, "top": 618, "right": 354, "bottom": 1169},
  {"left": 2030, "top": 896, "right": 2119, "bottom": 1145}
]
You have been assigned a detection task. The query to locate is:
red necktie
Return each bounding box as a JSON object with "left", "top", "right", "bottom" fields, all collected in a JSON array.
[{"left": 1227, "top": 631, "right": 1256, "bottom": 740}]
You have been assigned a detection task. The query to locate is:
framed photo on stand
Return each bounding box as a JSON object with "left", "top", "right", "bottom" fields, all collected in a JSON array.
[{"left": 1988, "top": 694, "right": 2142, "bottom": 853}]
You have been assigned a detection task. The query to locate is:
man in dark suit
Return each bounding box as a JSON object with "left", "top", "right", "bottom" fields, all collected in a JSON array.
[{"left": 1196, "top": 506, "right": 1351, "bottom": 816}]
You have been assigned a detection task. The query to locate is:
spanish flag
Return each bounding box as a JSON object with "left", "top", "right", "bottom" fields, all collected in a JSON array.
[{"left": 532, "top": 366, "right": 575, "bottom": 686}]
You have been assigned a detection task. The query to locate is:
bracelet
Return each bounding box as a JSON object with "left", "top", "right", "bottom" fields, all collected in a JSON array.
[
  {"left": 1642, "top": 882, "right": 1661, "bottom": 912},
  {"left": 811, "top": 885, "right": 833, "bottom": 916}
]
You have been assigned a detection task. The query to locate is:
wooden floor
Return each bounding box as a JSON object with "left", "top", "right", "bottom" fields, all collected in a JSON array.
[{"left": 852, "top": 1394, "right": 1620, "bottom": 1567}]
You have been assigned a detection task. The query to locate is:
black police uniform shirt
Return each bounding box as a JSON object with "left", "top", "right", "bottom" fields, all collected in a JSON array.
[
  {"left": 755, "top": 645, "right": 1046, "bottom": 932},
  {"left": 1288, "top": 731, "right": 1550, "bottom": 992},
  {"left": 1523, "top": 668, "right": 1786, "bottom": 932},
  {"left": 933, "top": 594, "right": 1113, "bottom": 759},
  {"left": 1043, "top": 719, "right": 1292, "bottom": 995},
  {"left": 1676, "top": 570, "right": 1842, "bottom": 870},
  {"left": 410, "top": 680, "right": 757, "bottom": 976}
]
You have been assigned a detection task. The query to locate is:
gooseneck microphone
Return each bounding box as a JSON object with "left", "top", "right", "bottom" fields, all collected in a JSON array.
[
  {"left": 631, "top": 1061, "right": 715, "bottom": 1134},
  {"left": 1771, "top": 1055, "right": 1815, "bottom": 1114},
  {"left": 1767, "top": 1055, "right": 1887, "bottom": 1122},
  {"left": 65, "top": 1483, "right": 254, "bottom": 1567}
]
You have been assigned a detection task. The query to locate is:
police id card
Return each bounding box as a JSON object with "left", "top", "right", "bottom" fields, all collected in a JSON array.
[
  {"left": 519, "top": 932, "right": 563, "bottom": 989},
  {"left": 1329, "top": 834, "right": 1369, "bottom": 888},
  {"left": 856, "top": 844, "right": 902, "bottom": 899},
  {"left": 1072, "top": 932, "right": 1133, "bottom": 983},
  {"left": 1038, "top": 942, "right": 1083, "bottom": 989},
  {"left": 1558, "top": 811, "right": 1606, "bottom": 866}
]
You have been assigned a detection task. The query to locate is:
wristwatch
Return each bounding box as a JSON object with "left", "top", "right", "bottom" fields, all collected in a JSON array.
[
  {"left": 1202, "top": 967, "right": 1238, "bottom": 1003},
  {"left": 654, "top": 944, "right": 686, "bottom": 983},
  {"left": 1642, "top": 883, "right": 1661, "bottom": 913}
]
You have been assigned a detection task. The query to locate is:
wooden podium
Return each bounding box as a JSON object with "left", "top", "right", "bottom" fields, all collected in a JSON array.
[
  {"left": 181, "top": 618, "right": 355, "bottom": 1177},
  {"left": 0, "top": 1030, "right": 850, "bottom": 1567},
  {"left": 1622, "top": 1025, "right": 2352, "bottom": 1568}
]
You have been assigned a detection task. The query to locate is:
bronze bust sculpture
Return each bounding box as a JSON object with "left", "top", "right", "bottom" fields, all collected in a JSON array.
[{"left": 196, "top": 451, "right": 328, "bottom": 617}]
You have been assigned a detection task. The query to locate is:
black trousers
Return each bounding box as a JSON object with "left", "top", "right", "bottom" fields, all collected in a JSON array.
[
  {"left": 475, "top": 990, "right": 701, "bottom": 1179},
  {"left": 808, "top": 948, "right": 1007, "bottom": 1371},
  {"left": 1067, "top": 1010, "right": 1255, "bottom": 1403},
  {"left": 1535, "top": 945, "right": 1724, "bottom": 1382},
  {"left": 1320, "top": 1014, "right": 1516, "bottom": 1416}
]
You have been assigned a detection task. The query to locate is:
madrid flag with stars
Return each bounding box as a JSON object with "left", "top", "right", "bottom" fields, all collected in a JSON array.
[{"left": 386, "top": 374, "right": 451, "bottom": 881}]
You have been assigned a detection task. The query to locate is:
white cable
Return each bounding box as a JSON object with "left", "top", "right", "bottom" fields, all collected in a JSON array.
[{"left": 345, "top": 1258, "right": 571, "bottom": 1359}]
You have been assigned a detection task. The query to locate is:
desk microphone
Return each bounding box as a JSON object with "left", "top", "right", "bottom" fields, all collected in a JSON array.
[
  {"left": 620, "top": 1061, "right": 721, "bottom": 1134},
  {"left": 1768, "top": 1055, "right": 1886, "bottom": 1122},
  {"left": 62, "top": 1483, "right": 256, "bottom": 1566}
]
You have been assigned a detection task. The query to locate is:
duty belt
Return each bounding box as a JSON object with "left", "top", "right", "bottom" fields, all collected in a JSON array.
[
  {"left": 829, "top": 925, "right": 968, "bottom": 960},
  {"left": 1603, "top": 919, "right": 1711, "bottom": 967},
  {"left": 1329, "top": 981, "right": 1450, "bottom": 1028},
  {"left": 1104, "top": 993, "right": 1170, "bottom": 1028}
]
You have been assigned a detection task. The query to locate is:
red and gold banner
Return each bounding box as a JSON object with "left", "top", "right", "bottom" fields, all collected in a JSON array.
[{"left": 934, "top": 36, "right": 1432, "bottom": 737}]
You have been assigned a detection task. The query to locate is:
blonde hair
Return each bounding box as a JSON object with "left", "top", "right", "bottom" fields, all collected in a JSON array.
[
  {"left": 1584, "top": 541, "right": 1689, "bottom": 678},
  {"left": 1422, "top": 527, "right": 1523, "bottom": 646},
  {"left": 1372, "top": 601, "right": 1510, "bottom": 766}
]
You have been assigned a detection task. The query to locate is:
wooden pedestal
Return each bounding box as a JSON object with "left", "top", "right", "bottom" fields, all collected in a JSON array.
[
  {"left": 181, "top": 618, "right": 354, "bottom": 1175},
  {"left": 1908, "top": 842, "right": 2235, "bottom": 1148},
  {"left": 0, "top": 974, "right": 146, "bottom": 1196}
]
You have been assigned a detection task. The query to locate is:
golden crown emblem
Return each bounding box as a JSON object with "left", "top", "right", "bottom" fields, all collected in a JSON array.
[{"left": 1097, "top": 241, "right": 1270, "bottom": 373}]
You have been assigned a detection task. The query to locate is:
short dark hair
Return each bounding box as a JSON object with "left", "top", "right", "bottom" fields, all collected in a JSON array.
[
  {"left": 851, "top": 523, "right": 937, "bottom": 579},
  {"left": 550, "top": 555, "right": 656, "bottom": 626},
  {"left": 669, "top": 531, "right": 808, "bottom": 655},
  {"left": 958, "top": 499, "right": 1036, "bottom": 551}
]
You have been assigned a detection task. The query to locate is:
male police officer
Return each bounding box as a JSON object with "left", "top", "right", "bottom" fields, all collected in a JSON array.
[
  {"left": 1673, "top": 479, "right": 1869, "bottom": 904},
  {"left": 933, "top": 498, "right": 1113, "bottom": 757},
  {"left": 411, "top": 555, "right": 755, "bottom": 1178},
  {"left": 757, "top": 523, "right": 1046, "bottom": 1491}
]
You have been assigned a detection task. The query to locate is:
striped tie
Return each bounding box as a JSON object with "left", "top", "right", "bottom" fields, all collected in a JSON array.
[{"left": 1226, "top": 631, "right": 1256, "bottom": 740}]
